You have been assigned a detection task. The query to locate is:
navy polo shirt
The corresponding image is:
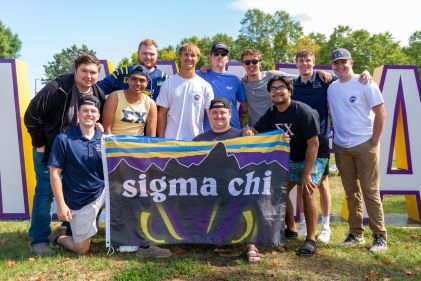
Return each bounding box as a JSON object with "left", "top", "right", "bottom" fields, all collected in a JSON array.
[
  {"left": 293, "top": 72, "right": 337, "bottom": 138},
  {"left": 49, "top": 125, "right": 104, "bottom": 210}
]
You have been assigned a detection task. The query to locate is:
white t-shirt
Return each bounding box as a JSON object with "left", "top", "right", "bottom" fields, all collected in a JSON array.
[
  {"left": 327, "top": 75, "right": 384, "bottom": 148},
  {"left": 156, "top": 74, "right": 214, "bottom": 141}
]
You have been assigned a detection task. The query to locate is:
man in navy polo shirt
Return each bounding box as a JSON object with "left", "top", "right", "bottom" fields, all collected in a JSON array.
[{"left": 49, "top": 95, "right": 105, "bottom": 254}]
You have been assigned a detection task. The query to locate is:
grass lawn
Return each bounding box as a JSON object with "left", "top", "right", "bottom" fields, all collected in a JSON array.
[{"left": 1, "top": 174, "right": 420, "bottom": 281}]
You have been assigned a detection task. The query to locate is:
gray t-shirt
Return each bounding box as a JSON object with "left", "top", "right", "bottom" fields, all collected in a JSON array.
[{"left": 242, "top": 70, "right": 293, "bottom": 126}]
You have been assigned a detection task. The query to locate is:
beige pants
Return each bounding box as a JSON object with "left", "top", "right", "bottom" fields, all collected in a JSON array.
[{"left": 334, "top": 140, "right": 387, "bottom": 238}]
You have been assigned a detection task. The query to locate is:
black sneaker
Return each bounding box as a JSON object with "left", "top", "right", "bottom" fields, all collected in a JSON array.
[
  {"left": 340, "top": 233, "right": 365, "bottom": 246},
  {"left": 285, "top": 229, "right": 298, "bottom": 240},
  {"left": 369, "top": 234, "right": 387, "bottom": 253}
]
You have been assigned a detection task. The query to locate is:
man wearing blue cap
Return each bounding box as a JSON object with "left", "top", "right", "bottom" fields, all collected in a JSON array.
[
  {"left": 102, "top": 64, "right": 158, "bottom": 137},
  {"left": 327, "top": 48, "right": 387, "bottom": 253}
]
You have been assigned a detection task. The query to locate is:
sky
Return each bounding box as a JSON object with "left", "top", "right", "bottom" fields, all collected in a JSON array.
[{"left": 1, "top": 0, "right": 419, "bottom": 96}]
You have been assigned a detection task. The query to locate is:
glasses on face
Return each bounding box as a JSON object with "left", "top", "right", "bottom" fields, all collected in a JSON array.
[
  {"left": 213, "top": 51, "right": 228, "bottom": 57},
  {"left": 270, "top": 85, "right": 288, "bottom": 92},
  {"left": 243, "top": 59, "right": 260, "bottom": 66}
]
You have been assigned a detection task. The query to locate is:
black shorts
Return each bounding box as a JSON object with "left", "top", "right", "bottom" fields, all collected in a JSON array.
[{"left": 323, "top": 155, "right": 330, "bottom": 176}]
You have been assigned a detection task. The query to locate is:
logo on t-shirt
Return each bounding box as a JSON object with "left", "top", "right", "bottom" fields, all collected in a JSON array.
[
  {"left": 349, "top": 96, "right": 357, "bottom": 103},
  {"left": 192, "top": 93, "right": 202, "bottom": 104},
  {"left": 275, "top": 123, "right": 294, "bottom": 136},
  {"left": 96, "top": 144, "right": 101, "bottom": 152}
]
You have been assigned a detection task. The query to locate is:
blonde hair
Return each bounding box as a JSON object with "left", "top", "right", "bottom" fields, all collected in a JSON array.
[{"left": 178, "top": 43, "right": 201, "bottom": 58}]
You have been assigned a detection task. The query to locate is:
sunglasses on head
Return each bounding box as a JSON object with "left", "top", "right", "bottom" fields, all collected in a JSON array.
[
  {"left": 243, "top": 59, "right": 260, "bottom": 66},
  {"left": 213, "top": 51, "right": 228, "bottom": 57}
]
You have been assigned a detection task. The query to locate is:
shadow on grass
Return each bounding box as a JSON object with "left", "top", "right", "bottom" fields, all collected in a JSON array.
[{"left": 1, "top": 223, "right": 420, "bottom": 281}]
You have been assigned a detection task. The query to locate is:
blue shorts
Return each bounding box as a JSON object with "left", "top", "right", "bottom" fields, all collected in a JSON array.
[{"left": 288, "top": 158, "right": 329, "bottom": 185}]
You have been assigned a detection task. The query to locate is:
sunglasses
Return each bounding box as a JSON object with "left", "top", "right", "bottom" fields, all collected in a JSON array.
[
  {"left": 243, "top": 59, "right": 260, "bottom": 66},
  {"left": 213, "top": 51, "right": 228, "bottom": 57}
]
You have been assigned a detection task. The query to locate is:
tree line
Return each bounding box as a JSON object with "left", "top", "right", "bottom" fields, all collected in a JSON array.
[{"left": 1, "top": 9, "right": 420, "bottom": 82}]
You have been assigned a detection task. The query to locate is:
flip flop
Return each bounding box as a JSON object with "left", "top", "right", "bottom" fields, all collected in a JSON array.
[
  {"left": 296, "top": 239, "right": 317, "bottom": 257},
  {"left": 245, "top": 244, "right": 262, "bottom": 263}
]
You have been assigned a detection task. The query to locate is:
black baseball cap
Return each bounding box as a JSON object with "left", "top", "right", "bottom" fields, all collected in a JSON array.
[
  {"left": 209, "top": 97, "right": 230, "bottom": 110},
  {"left": 78, "top": 95, "right": 100, "bottom": 110},
  {"left": 210, "top": 42, "right": 229, "bottom": 54}
]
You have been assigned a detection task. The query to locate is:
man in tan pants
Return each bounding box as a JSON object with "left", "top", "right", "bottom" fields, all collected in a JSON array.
[{"left": 327, "top": 48, "right": 387, "bottom": 253}]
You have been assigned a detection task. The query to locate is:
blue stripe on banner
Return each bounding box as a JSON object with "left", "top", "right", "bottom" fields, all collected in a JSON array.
[{"left": 105, "top": 141, "right": 288, "bottom": 154}]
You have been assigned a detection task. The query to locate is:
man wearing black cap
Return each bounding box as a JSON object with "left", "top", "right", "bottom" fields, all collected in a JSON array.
[
  {"left": 193, "top": 97, "right": 242, "bottom": 141},
  {"left": 48, "top": 95, "right": 105, "bottom": 255},
  {"left": 197, "top": 42, "right": 247, "bottom": 131},
  {"left": 327, "top": 48, "right": 387, "bottom": 253}
]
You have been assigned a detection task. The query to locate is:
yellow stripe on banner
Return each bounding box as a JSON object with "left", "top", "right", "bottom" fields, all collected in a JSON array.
[
  {"left": 106, "top": 144, "right": 289, "bottom": 159},
  {"left": 140, "top": 212, "right": 165, "bottom": 244},
  {"left": 156, "top": 203, "right": 183, "bottom": 240},
  {"left": 231, "top": 210, "right": 253, "bottom": 244}
]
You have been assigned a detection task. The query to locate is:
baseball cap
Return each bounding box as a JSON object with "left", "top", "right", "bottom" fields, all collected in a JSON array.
[
  {"left": 331, "top": 48, "right": 352, "bottom": 62},
  {"left": 210, "top": 42, "right": 229, "bottom": 54},
  {"left": 209, "top": 97, "right": 230, "bottom": 110},
  {"left": 78, "top": 95, "right": 100, "bottom": 110},
  {"left": 129, "top": 64, "right": 150, "bottom": 81}
]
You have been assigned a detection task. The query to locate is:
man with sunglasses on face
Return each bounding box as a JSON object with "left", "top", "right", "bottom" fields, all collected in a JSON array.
[
  {"left": 241, "top": 49, "right": 332, "bottom": 127},
  {"left": 197, "top": 42, "right": 247, "bottom": 131}
]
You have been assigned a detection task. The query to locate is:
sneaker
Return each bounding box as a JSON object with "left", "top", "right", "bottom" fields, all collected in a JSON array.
[
  {"left": 340, "top": 233, "right": 365, "bottom": 247},
  {"left": 30, "top": 243, "right": 55, "bottom": 255},
  {"left": 317, "top": 225, "right": 331, "bottom": 244},
  {"left": 118, "top": 246, "right": 139, "bottom": 253},
  {"left": 369, "top": 234, "right": 387, "bottom": 253},
  {"left": 136, "top": 245, "right": 172, "bottom": 258},
  {"left": 48, "top": 226, "right": 67, "bottom": 243},
  {"left": 285, "top": 229, "right": 298, "bottom": 240},
  {"left": 297, "top": 222, "right": 307, "bottom": 238}
]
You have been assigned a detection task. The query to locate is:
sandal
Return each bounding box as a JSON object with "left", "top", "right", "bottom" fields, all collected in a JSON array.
[
  {"left": 245, "top": 244, "right": 262, "bottom": 263},
  {"left": 296, "top": 239, "right": 316, "bottom": 257}
]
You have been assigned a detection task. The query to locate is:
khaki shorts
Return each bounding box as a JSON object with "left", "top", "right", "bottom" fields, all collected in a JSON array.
[{"left": 70, "top": 189, "right": 105, "bottom": 244}]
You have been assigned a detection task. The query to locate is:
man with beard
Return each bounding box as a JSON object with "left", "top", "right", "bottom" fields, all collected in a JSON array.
[
  {"left": 98, "top": 39, "right": 169, "bottom": 101},
  {"left": 244, "top": 76, "right": 329, "bottom": 257}
]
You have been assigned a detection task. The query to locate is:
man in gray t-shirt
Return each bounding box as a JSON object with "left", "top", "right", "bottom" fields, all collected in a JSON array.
[{"left": 240, "top": 49, "right": 330, "bottom": 126}]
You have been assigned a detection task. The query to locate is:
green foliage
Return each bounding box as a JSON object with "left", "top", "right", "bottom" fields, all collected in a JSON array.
[
  {"left": 0, "top": 20, "right": 22, "bottom": 58},
  {"left": 113, "top": 9, "right": 419, "bottom": 75},
  {"left": 116, "top": 52, "right": 137, "bottom": 69},
  {"left": 403, "top": 30, "right": 421, "bottom": 77},
  {"left": 43, "top": 44, "right": 95, "bottom": 83}
]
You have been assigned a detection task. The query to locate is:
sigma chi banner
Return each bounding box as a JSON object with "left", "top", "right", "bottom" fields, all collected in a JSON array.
[{"left": 103, "top": 131, "right": 290, "bottom": 248}]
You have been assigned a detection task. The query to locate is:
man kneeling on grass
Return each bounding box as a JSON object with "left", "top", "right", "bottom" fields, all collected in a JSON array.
[{"left": 49, "top": 95, "right": 105, "bottom": 254}]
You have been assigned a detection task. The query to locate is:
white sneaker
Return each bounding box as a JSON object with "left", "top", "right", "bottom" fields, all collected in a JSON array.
[
  {"left": 317, "top": 225, "right": 331, "bottom": 244},
  {"left": 118, "top": 246, "right": 139, "bottom": 253},
  {"left": 297, "top": 222, "right": 307, "bottom": 237}
]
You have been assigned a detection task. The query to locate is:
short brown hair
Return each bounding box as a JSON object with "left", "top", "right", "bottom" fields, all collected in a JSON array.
[
  {"left": 240, "top": 49, "right": 262, "bottom": 62},
  {"left": 74, "top": 53, "right": 100, "bottom": 71},
  {"left": 138, "top": 39, "right": 158, "bottom": 52},
  {"left": 295, "top": 49, "right": 315, "bottom": 62},
  {"left": 178, "top": 43, "right": 201, "bottom": 57}
]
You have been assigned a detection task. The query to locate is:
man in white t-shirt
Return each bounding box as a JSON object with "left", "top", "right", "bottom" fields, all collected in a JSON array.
[
  {"left": 327, "top": 48, "right": 387, "bottom": 253},
  {"left": 157, "top": 43, "right": 214, "bottom": 141}
]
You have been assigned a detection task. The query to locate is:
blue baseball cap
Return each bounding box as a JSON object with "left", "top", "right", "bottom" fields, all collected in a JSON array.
[{"left": 129, "top": 64, "right": 150, "bottom": 81}]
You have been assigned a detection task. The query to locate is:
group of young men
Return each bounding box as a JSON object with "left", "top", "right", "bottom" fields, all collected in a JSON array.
[{"left": 24, "top": 38, "right": 387, "bottom": 261}]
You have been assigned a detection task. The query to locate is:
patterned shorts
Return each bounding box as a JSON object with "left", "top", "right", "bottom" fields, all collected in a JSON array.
[{"left": 288, "top": 158, "right": 329, "bottom": 185}]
